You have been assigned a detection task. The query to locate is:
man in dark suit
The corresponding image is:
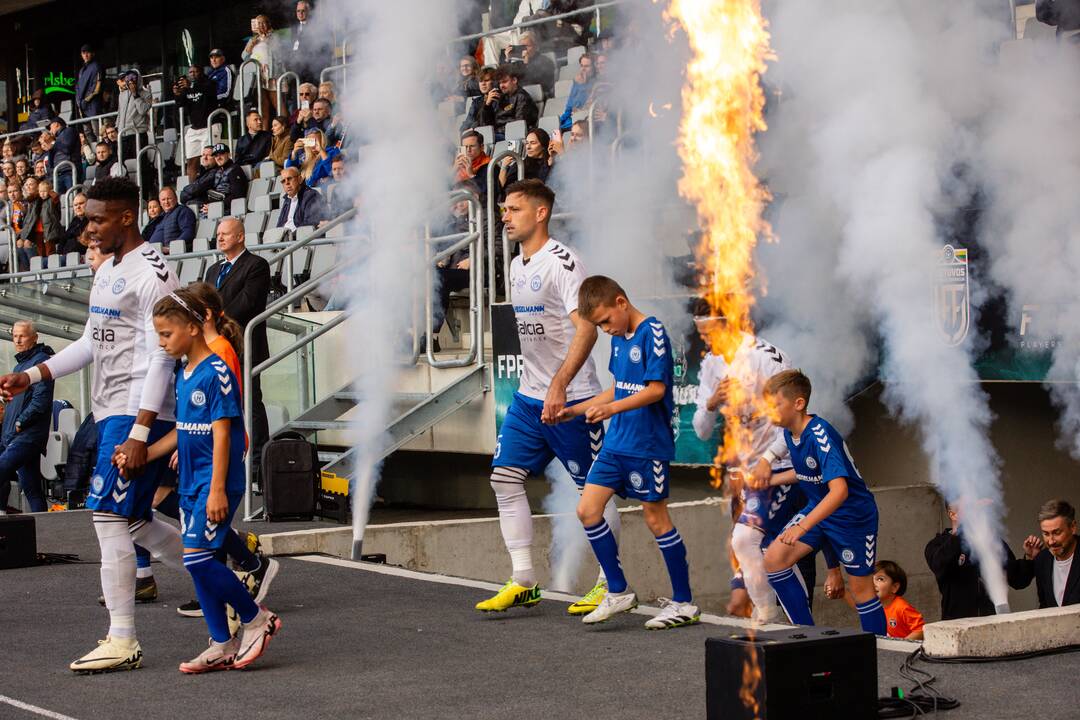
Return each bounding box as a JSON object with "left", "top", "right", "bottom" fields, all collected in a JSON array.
[
  {"left": 204, "top": 217, "right": 271, "bottom": 470},
  {"left": 1016, "top": 499, "right": 1080, "bottom": 609},
  {"left": 287, "top": 0, "right": 333, "bottom": 85},
  {"left": 277, "top": 167, "right": 329, "bottom": 229}
]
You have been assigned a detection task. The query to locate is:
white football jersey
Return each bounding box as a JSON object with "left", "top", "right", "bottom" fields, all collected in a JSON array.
[
  {"left": 693, "top": 333, "right": 792, "bottom": 467},
  {"left": 76, "top": 243, "right": 179, "bottom": 420},
  {"left": 509, "top": 238, "right": 601, "bottom": 402}
]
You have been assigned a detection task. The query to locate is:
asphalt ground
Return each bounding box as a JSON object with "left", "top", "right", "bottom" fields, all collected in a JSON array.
[{"left": 2, "top": 512, "right": 1077, "bottom": 719}]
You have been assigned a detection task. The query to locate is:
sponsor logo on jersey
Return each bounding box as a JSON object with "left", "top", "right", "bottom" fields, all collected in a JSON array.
[
  {"left": 795, "top": 472, "right": 823, "bottom": 484},
  {"left": 89, "top": 305, "right": 121, "bottom": 318},
  {"left": 513, "top": 304, "right": 545, "bottom": 314},
  {"left": 91, "top": 474, "right": 105, "bottom": 494},
  {"left": 567, "top": 460, "right": 580, "bottom": 475},
  {"left": 177, "top": 421, "right": 212, "bottom": 434},
  {"left": 629, "top": 345, "right": 642, "bottom": 363},
  {"left": 805, "top": 456, "right": 817, "bottom": 469},
  {"left": 841, "top": 548, "right": 855, "bottom": 563},
  {"left": 112, "top": 278, "right": 126, "bottom": 294},
  {"left": 191, "top": 389, "right": 207, "bottom": 407},
  {"left": 935, "top": 244, "right": 970, "bottom": 347},
  {"left": 615, "top": 380, "right": 645, "bottom": 394},
  {"left": 530, "top": 275, "right": 542, "bottom": 291},
  {"left": 514, "top": 276, "right": 526, "bottom": 290},
  {"left": 517, "top": 320, "right": 546, "bottom": 337},
  {"left": 629, "top": 471, "right": 644, "bottom": 490}
]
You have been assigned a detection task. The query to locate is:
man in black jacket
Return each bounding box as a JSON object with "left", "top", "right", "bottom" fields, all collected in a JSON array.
[
  {"left": 203, "top": 218, "right": 271, "bottom": 469},
  {"left": 235, "top": 111, "right": 272, "bottom": 167},
  {"left": 276, "top": 167, "right": 328, "bottom": 229},
  {"left": 481, "top": 65, "right": 539, "bottom": 140},
  {"left": 287, "top": 0, "right": 333, "bottom": 84},
  {"left": 180, "top": 144, "right": 249, "bottom": 216},
  {"left": 1037, "top": 0, "right": 1080, "bottom": 38},
  {"left": 924, "top": 501, "right": 1037, "bottom": 620},
  {"left": 173, "top": 65, "right": 220, "bottom": 182},
  {"left": 0, "top": 322, "right": 53, "bottom": 513},
  {"left": 1014, "top": 499, "right": 1079, "bottom": 609}
]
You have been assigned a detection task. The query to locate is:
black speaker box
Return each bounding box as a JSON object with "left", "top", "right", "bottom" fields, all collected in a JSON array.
[
  {"left": 706, "top": 626, "right": 877, "bottom": 720},
  {"left": 0, "top": 514, "right": 37, "bottom": 569}
]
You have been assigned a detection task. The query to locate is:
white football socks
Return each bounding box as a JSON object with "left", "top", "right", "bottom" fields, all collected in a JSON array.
[
  {"left": 732, "top": 522, "right": 777, "bottom": 622},
  {"left": 93, "top": 513, "right": 137, "bottom": 639},
  {"left": 129, "top": 516, "right": 184, "bottom": 572},
  {"left": 491, "top": 467, "right": 535, "bottom": 586}
]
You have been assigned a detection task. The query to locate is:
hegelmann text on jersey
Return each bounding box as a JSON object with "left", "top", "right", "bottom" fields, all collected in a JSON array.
[
  {"left": 615, "top": 380, "right": 645, "bottom": 394},
  {"left": 90, "top": 305, "right": 121, "bottom": 318}
]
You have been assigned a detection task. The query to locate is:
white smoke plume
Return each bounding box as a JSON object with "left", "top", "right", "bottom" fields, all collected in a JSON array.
[
  {"left": 759, "top": 0, "right": 1012, "bottom": 608},
  {"left": 975, "top": 38, "right": 1080, "bottom": 459},
  {"left": 541, "top": 463, "right": 591, "bottom": 592},
  {"left": 330, "top": 0, "right": 463, "bottom": 552}
]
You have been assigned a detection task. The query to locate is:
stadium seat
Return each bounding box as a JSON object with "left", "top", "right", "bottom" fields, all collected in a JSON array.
[
  {"left": 46, "top": 254, "right": 63, "bottom": 271},
  {"left": 504, "top": 120, "right": 527, "bottom": 142},
  {"left": 475, "top": 125, "right": 494, "bottom": 148},
  {"left": 244, "top": 211, "right": 268, "bottom": 235},
  {"left": 206, "top": 201, "right": 225, "bottom": 220},
  {"left": 566, "top": 45, "right": 586, "bottom": 68},
  {"left": 168, "top": 239, "right": 186, "bottom": 257},
  {"left": 240, "top": 164, "right": 253, "bottom": 180},
  {"left": 179, "top": 257, "right": 204, "bottom": 284},
  {"left": 538, "top": 116, "right": 561, "bottom": 136},
  {"left": 192, "top": 237, "right": 211, "bottom": 253},
  {"left": 57, "top": 406, "right": 79, "bottom": 441},
  {"left": 309, "top": 243, "right": 337, "bottom": 279},
  {"left": 558, "top": 65, "right": 578, "bottom": 82},
  {"left": 257, "top": 160, "right": 277, "bottom": 179},
  {"left": 262, "top": 227, "right": 288, "bottom": 246},
  {"left": 28, "top": 255, "right": 43, "bottom": 273},
  {"left": 40, "top": 431, "right": 67, "bottom": 484},
  {"left": 162, "top": 127, "right": 178, "bottom": 145},
  {"left": 176, "top": 175, "right": 190, "bottom": 193},
  {"left": 65, "top": 251, "right": 80, "bottom": 268},
  {"left": 248, "top": 178, "right": 270, "bottom": 201},
  {"left": 1023, "top": 17, "right": 1056, "bottom": 41},
  {"left": 523, "top": 84, "right": 544, "bottom": 104},
  {"left": 252, "top": 194, "right": 273, "bottom": 212},
  {"left": 231, "top": 197, "right": 247, "bottom": 216},
  {"left": 196, "top": 217, "right": 218, "bottom": 239},
  {"left": 554, "top": 79, "right": 573, "bottom": 98},
  {"left": 296, "top": 225, "right": 316, "bottom": 242}
]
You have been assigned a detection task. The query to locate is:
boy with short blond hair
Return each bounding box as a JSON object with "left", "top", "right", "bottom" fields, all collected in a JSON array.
[
  {"left": 561, "top": 276, "right": 698, "bottom": 629},
  {"left": 751, "top": 369, "right": 887, "bottom": 634}
]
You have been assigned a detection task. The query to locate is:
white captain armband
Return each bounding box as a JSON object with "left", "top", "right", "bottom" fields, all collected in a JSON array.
[
  {"left": 128, "top": 424, "right": 151, "bottom": 443},
  {"left": 25, "top": 366, "right": 43, "bottom": 384}
]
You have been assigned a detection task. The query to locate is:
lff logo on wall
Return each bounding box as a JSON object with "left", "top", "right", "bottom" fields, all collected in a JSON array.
[{"left": 934, "top": 244, "right": 970, "bottom": 347}]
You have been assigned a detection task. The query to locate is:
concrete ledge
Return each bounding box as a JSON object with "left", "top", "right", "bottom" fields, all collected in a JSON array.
[{"left": 923, "top": 604, "right": 1080, "bottom": 658}]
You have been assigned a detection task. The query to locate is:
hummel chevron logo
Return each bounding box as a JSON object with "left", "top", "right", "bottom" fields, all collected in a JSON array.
[
  {"left": 217, "top": 373, "right": 230, "bottom": 383},
  {"left": 112, "top": 490, "right": 127, "bottom": 503},
  {"left": 220, "top": 383, "right": 233, "bottom": 395},
  {"left": 179, "top": 509, "right": 187, "bottom": 533},
  {"left": 205, "top": 528, "right": 218, "bottom": 541},
  {"left": 653, "top": 339, "right": 666, "bottom": 356}
]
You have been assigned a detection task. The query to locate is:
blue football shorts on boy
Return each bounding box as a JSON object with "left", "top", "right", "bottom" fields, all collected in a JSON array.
[
  {"left": 493, "top": 392, "right": 603, "bottom": 486},
  {"left": 179, "top": 491, "right": 243, "bottom": 550},
  {"left": 585, "top": 449, "right": 669, "bottom": 502},
  {"left": 86, "top": 415, "right": 176, "bottom": 519},
  {"left": 783, "top": 503, "right": 879, "bottom": 576}
]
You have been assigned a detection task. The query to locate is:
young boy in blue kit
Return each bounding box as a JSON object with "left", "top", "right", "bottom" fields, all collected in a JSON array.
[
  {"left": 141, "top": 288, "right": 282, "bottom": 671},
  {"left": 750, "top": 369, "right": 887, "bottom": 634},
  {"left": 558, "top": 276, "right": 698, "bottom": 629}
]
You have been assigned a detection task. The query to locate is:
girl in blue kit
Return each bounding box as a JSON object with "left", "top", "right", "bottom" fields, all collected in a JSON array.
[{"left": 139, "top": 288, "right": 281, "bottom": 672}]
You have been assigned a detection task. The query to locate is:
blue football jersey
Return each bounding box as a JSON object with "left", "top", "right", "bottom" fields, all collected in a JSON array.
[
  {"left": 174, "top": 354, "right": 246, "bottom": 496},
  {"left": 604, "top": 317, "right": 675, "bottom": 460},
  {"left": 784, "top": 416, "right": 877, "bottom": 525}
]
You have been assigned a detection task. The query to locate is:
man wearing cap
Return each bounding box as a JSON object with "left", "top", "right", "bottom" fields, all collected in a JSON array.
[
  {"left": 116, "top": 71, "right": 155, "bottom": 198},
  {"left": 75, "top": 45, "right": 105, "bottom": 140},
  {"left": 181, "top": 144, "right": 249, "bottom": 217},
  {"left": 207, "top": 49, "right": 236, "bottom": 110},
  {"left": 47, "top": 118, "right": 81, "bottom": 192}
]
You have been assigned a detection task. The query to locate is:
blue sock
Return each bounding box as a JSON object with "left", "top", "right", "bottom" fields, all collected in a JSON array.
[
  {"left": 655, "top": 527, "right": 692, "bottom": 603},
  {"left": 184, "top": 551, "right": 260, "bottom": 642},
  {"left": 584, "top": 520, "right": 627, "bottom": 593},
  {"left": 135, "top": 545, "right": 152, "bottom": 569},
  {"left": 767, "top": 567, "right": 815, "bottom": 626},
  {"left": 225, "top": 529, "right": 260, "bottom": 572},
  {"left": 855, "top": 596, "right": 887, "bottom": 636}
]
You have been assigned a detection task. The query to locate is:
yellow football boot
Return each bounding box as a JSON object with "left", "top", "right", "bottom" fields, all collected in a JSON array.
[
  {"left": 567, "top": 580, "right": 608, "bottom": 616},
  {"left": 475, "top": 580, "right": 542, "bottom": 612}
]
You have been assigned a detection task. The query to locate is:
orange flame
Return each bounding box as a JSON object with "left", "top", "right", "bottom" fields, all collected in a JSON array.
[{"left": 668, "top": 0, "right": 774, "bottom": 489}]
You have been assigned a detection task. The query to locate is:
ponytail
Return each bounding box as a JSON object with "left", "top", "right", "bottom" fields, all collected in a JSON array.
[{"left": 217, "top": 313, "right": 244, "bottom": 365}]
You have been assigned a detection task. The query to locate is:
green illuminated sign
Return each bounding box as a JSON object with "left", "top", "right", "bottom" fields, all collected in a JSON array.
[{"left": 44, "top": 71, "right": 75, "bottom": 96}]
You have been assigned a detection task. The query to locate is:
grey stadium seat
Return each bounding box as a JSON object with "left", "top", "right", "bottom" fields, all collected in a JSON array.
[{"left": 244, "top": 211, "right": 268, "bottom": 235}]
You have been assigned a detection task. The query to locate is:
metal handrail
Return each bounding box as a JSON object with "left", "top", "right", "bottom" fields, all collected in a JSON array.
[
  {"left": 51, "top": 160, "right": 77, "bottom": 196},
  {"left": 485, "top": 148, "right": 524, "bottom": 297},
  {"left": 238, "top": 59, "right": 265, "bottom": 123},
  {"left": 455, "top": 0, "right": 624, "bottom": 43},
  {"left": 268, "top": 207, "right": 357, "bottom": 268},
  {"left": 276, "top": 71, "right": 300, "bottom": 117},
  {"left": 425, "top": 190, "right": 484, "bottom": 369},
  {"left": 205, "top": 107, "right": 233, "bottom": 153},
  {"left": 320, "top": 62, "right": 357, "bottom": 86},
  {"left": 61, "top": 183, "right": 85, "bottom": 226},
  {"left": 135, "top": 144, "right": 165, "bottom": 205},
  {"left": 0, "top": 100, "right": 178, "bottom": 146},
  {"left": 178, "top": 106, "right": 187, "bottom": 169},
  {"left": 242, "top": 249, "right": 367, "bottom": 519}
]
